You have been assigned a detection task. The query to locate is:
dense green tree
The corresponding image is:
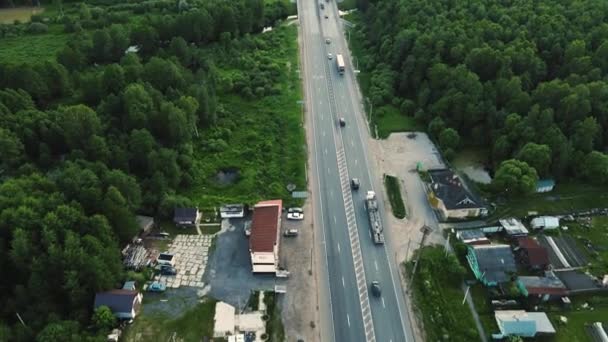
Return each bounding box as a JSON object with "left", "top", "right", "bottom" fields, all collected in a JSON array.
[
  {"left": 582, "top": 151, "right": 608, "bottom": 184},
  {"left": 571, "top": 117, "right": 600, "bottom": 153},
  {"left": 492, "top": 159, "right": 539, "bottom": 196},
  {"left": 57, "top": 105, "right": 102, "bottom": 150},
  {"left": 438, "top": 128, "right": 460, "bottom": 150},
  {"left": 0, "top": 127, "right": 24, "bottom": 171},
  {"left": 91, "top": 306, "right": 116, "bottom": 333},
  {"left": 102, "top": 64, "right": 126, "bottom": 95},
  {"left": 516, "top": 143, "right": 552, "bottom": 177}
]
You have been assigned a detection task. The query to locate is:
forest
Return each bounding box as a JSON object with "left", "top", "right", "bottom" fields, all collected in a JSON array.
[
  {"left": 353, "top": 0, "right": 608, "bottom": 194},
  {"left": 0, "top": 0, "right": 297, "bottom": 340}
]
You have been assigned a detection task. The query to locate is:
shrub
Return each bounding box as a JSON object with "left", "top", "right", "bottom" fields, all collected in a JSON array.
[{"left": 27, "top": 22, "right": 48, "bottom": 34}]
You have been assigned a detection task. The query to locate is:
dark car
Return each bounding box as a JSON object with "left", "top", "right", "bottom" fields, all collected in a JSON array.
[
  {"left": 324, "top": 14, "right": 328, "bottom": 18},
  {"left": 160, "top": 265, "right": 177, "bottom": 275},
  {"left": 371, "top": 281, "right": 381, "bottom": 297},
  {"left": 339, "top": 118, "right": 346, "bottom": 127},
  {"left": 351, "top": 178, "right": 360, "bottom": 190}
]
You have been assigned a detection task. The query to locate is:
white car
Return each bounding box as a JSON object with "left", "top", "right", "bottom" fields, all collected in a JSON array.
[
  {"left": 288, "top": 207, "right": 303, "bottom": 213},
  {"left": 287, "top": 212, "right": 304, "bottom": 220},
  {"left": 328, "top": 53, "right": 333, "bottom": 59}
]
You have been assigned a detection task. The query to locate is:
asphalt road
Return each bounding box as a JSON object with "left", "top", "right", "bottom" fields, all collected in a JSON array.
[{"left": 298, "top": 1, "right": 414, "bottom": 341}]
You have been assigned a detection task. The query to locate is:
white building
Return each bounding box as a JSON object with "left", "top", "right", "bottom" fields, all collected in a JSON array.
[{"left": 531, "top": 216, "right": 560, "bottom": 230}]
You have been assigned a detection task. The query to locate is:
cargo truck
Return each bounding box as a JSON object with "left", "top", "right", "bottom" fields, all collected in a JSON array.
[
  {"left": 365, "top": 191, "right": 385, "bottom": 244},
  {"left": 336, "top": 54, "right": 345, "bottom": 74}
]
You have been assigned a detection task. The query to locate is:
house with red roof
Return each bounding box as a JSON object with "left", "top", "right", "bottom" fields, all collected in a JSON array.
[
  {"left": 249, "top": 199, "right": 282, "bottom": 273},
  {"left": 514, "top": 237, "right": 549, "bottom": 270}
]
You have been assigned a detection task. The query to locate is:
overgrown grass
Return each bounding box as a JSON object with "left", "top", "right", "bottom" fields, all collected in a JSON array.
[
  {"left": 263, "top": 292, "right": 285, "bottom": 341},
  {"left": 373, "top": 105, "right": 424, "bottom": 139},
  {"left": 406, "top": 246, "right": 480, "bottom": 341},
  {"left": 337, "top": 0, "right": 357, "bottom": 11},
  {"left": 187, "top": 25, "right": 306, "bottom": 208},
  {"left": 0, "top": 30, "right": 69, "bottom": 64},
  {"left": 488, "top": 182, "right": 608, "bottom": 220},
  {"left": 0, "top": 7, "right": 44, "bottom": 24},
  {"left": 384, "top": 174, "right": 406, "bottom": 219},
  {"left": 568, "top": 217, "right": 608, "bottom": 277},
  {"left": 123, "top": 299, "right": 217, "bottom": 341}
]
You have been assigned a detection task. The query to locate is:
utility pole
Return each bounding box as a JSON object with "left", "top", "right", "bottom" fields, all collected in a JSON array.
[
  {"left": 444, "top": 233, "right": 450, "bottom": 256},
  {"left": 16, "top": 312, "right": 26, "bottom": 328},
  {"left": 410, "top": 225, "right": 433, "bottom": 285}
]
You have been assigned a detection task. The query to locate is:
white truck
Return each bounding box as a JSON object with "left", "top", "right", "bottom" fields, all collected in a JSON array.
[
  {"left": 365, "top": 191, "right": 385, "bottom": 244},
  {"left": 336, "top": 54, "right": 345, "bottom": 74}
]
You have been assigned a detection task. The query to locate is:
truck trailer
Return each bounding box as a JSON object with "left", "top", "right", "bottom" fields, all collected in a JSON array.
[
  {"left": 365, "top": 191, "right": 385, "bottom": 244},
  {"left": 336, "top": 54, "right": 345, "bottom": 74}
]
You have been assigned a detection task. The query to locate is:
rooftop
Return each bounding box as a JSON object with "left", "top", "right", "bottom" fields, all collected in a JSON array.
[
  {"left": 468, "top": 244, "right": 517, "bottom": 284},
  {"left": 456, "top": 229, "right": 490, "bottom": 245},
  {"left": 516, "top": 237, "right": 549, "bottom": 266},
  {"left": 495, "top": 310, "right": 555, "bottom": 335},
  {"left": 94, "top": 290, "right": 139, "bottom": 313},
  {"left": 499, "top": 218, "right": 529, "bottom": 236},
  {"left": 428, "top": 169, "right": 481, "bottom": 210},
  {"left": 174, "top": 207, "right": 198, "bottom": 221},
  {"left": 531, "top": 216, "right": 559, "bottom": 229},
  {"left": 518, "top": 272, "right": 567, "bottom": 296},
  {"left": 250, "top": 200, "right": 282, "bottom": 252}
]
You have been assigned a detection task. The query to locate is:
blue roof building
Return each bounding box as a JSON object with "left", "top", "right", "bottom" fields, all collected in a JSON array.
[{"left": 536, "top": 179, "right": 555, "bottom": 193}]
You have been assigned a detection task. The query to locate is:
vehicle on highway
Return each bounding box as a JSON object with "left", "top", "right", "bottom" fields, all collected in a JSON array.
[
  {"left": 324, "top": 14, "right": 328, "bottom": 19},
  {"left": 371, "top": 281, "right": 381, "bottom": 297},
  {"left": 287, "top": 212, "right": 304, "bottom": 220},
  {"left": 160, "top": 265, "right": 177, "bottom": 275},
  {"left": 325, "top": 38, "right": 331, "bottom": 44},
  {"left": 319, "top": 2, "right": 324, "bottom": 9},
  {"left": 366, "top": 191, "right": 385, "bottom": 244},
  {"left": 284, "top": 228, "right": 299, "bottom": 237},
  {"left": 351, "top": 178, "right": 360, "bottom": 190},
  {"left": 336, "top": 53, "right": 345, "bottom": 74},
  {"left": 146, "top": 281, "right": 166, "bottom": 292},
  {"left": 339, "top": 117, "right": 346, "bottom": 127},
  {"left": 328, "top": 53, "right": 333, "bottom": 59}
]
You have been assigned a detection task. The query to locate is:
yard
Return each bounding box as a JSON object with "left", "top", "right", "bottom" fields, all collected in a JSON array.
[
  {"left": 407, "top": 246, "right": 480, "bottom": 341},
  {"left": 568, "top": 216, "right": 608, "bottom": 277},
  {"left": 488, "top": 182, "right": 608, "bottom": 220},
  {"left": 123, "top": 296, "right": 217, "bottom": 342}
]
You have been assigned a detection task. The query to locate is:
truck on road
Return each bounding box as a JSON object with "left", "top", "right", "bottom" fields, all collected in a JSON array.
[
  {"left": 365, "top": 191, "right": 385, "bottom": 244},
  {"left": 336, "top": 54, "right": 345, "bottom": 74}
]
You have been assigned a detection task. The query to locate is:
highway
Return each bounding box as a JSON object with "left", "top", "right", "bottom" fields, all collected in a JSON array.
[{"left": 298, "top": 0, "right": 414, "bottom": 341}]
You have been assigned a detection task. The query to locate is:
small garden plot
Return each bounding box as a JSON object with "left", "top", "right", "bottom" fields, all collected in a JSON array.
[{"left": 538, "top": 235, "right": 588, "bottom": 269}]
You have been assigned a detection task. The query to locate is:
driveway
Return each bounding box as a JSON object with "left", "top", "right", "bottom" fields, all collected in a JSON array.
[{"left": 204, "top": 218, "right": 279, "bottom": 311}]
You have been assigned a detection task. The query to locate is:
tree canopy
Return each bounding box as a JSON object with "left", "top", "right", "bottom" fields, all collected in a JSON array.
[{"left": 354, "top": 0, "right": 608, "bottom": 183}]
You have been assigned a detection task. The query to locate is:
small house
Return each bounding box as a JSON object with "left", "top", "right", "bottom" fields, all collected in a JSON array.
[
  {"left": 514, "top": 237, "right": 549, "bottom": 270},
  {"left": 94, "top": 290, "right": 143, "bottom": 320},
  {"left": 220, "top": 204, "right": 245, "bottom": 219},
  {"left": 531, "top": 216, "right": 559, "bottom": 230},
  {"left": 493, "top": 310, "right": 555, "bottom": 338},
  {"left": 536, "top": 179, "right": 555, "bottom": 193},
  {"left": 499, "top": 218, "right": 529, "bottom": 237},
  {"left": 427, "top": 169, "right": 486, "bottom": 220},
  {"left": 249, "top": 199, "right": 282, "bottom": 273},
  {"left": 466, "top": 244, "right": 517, "bottom": 286},
  {"left": 174, "top": 207, "right": 200, "bottom": 226},
  {"left": 456, "top": 229, "right": 490, "bottom": 245},
  {"left": 517, "top": 272, "right": 567, "bottom": 301}
]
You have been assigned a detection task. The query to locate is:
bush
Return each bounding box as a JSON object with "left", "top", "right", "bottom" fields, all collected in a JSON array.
[
  {"left": 384, "top": 175, "right": 406, "bottom": 219},
  {"left": 27, "top": 22, "right": 48, "bottom": 34}
]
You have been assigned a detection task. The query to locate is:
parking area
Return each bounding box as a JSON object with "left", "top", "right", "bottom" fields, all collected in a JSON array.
[{"left": 204, "top": 217, "right": 279, "bottom": 310}]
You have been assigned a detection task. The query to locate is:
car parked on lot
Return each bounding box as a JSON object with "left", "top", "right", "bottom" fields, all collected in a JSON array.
[
  {"left": 147, "top": 281, "right": 166, "bottom": 292},
  {"left": 284, "top": 229, "right": 299, "bottom": 237},
  {"left": 287, "top": 212, "right": 304, "bottom": 220},
  {"left": 160, "top": 265, "right": 177, "bottom": 275},
  {"left": 288, "top": 207, "right": 303, "bottom": 213}
]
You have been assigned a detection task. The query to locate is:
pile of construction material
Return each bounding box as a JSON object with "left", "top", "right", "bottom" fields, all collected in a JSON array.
[{"left": 122, "top": 244, "right": 150, "bottom": 270}]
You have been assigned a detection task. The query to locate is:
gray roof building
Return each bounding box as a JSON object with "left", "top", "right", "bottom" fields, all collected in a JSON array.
[{"left": 467, "top": 244, "right": 517, "bottom": 286}]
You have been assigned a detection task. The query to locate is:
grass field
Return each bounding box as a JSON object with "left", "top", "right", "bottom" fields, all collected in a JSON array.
[
  {"left": 0, "top": 30, "right": 68, "bottom": 64},
  {"left": 568, "top": 216, "right": 608, "bottom": 277},
  {"left": 488, "top": 182, "right": 608, "bottom": 220},
  {"left": 384, "top": 174, "right": 406, "bottom": 218},
  {"left": 123, "top": 299, "right": 217, "bottom": 341},
  {"left": 187, "top": 25, "right": 306, "bottom": 208},
  {"left": 374, "top": 104, "right": 424, "bottom": 138},
  {"left": 0, "top": 7, "right": 44, "bottom": 24},
  {"left": 407, "top": 246, "right": 480, "bottom": 341}
]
